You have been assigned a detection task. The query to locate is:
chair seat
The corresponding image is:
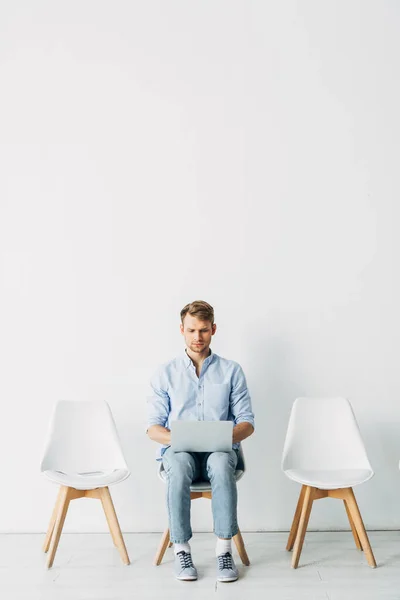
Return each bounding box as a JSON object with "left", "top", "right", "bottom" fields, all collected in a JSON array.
[
  {"left": 158, "top": 467, "right": 244, "bottom": 491},
  {"left": 42, "top": 468, "right": 130, "bottom": 490},
  {"left": 284, "top": 468, "right": 374, "bottom": 489}
]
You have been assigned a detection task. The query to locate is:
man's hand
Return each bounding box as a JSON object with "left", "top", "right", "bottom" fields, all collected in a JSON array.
[
  {"left": 232, "top": 422, "right": 254, "bottom": 445},
  {"left": 147, "top": 425, "right": 171, "bottom": 445}
]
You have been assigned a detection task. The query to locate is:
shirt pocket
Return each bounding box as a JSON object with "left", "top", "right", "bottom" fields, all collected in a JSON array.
[{"left": 205, "top": 383, "right": 231, "bottom": 419}]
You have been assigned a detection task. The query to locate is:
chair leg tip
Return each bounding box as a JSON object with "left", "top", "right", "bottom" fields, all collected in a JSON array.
[{"left": 153, "top": 559, "right": 162, "bottom": 566}]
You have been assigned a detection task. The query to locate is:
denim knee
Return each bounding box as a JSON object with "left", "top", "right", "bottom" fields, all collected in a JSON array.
[
  {"left": 206, "top": 451, "right": 237, "bottom": 480},
  {"left": 163, "top": 451, "right": 196, "bottom": 481}
]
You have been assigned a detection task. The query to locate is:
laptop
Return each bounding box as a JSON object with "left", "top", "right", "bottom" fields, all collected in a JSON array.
[{"left": 170, "top": 420, "right": 233, "bottom": 453}]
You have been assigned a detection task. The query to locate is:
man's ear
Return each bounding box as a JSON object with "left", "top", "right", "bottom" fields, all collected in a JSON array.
[
  {"left": 212, "top": 323, "right": 217, "bottom": 335},
  {"left": 180, "top": 323, "right": 184, "bottom": 335}
]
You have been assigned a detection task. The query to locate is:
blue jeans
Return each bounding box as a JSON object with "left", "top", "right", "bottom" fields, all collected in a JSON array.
[{"left": 162, "top": 447, "right": 239, "bottom": 543}]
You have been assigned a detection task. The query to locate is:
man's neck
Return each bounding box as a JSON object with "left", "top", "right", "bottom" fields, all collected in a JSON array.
[{"left": 185, "top": 347, "right": 211, "bottom": 367}]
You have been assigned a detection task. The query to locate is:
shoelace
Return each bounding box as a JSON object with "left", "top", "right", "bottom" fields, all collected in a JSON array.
[
  {"left": 218, "top": 552, "right": 233, "bottom": 570},
  {"left": 177, "top": 551, "right": 194, "bottom": 569}
]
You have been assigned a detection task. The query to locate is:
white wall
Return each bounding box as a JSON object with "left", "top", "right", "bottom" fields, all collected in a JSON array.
[{"left": 1, "top": 0, "right": 400, "bottom": 533}]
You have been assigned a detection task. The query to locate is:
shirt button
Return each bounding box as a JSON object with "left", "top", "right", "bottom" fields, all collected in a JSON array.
[{"left": 198, "top": 403, "right": 201, "bottom": 406}]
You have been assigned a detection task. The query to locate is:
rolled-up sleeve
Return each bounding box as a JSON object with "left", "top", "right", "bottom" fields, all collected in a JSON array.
[
  {"left": 230, "top": 364, "right": 255, "bottom": 428},
  {"left": 146, "top": 367, "right": 170, "bottom": 431}
]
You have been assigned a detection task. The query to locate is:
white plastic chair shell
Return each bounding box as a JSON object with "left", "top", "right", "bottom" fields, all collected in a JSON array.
[
  {"left": 41, "top": 400, "right": 130, "bottom": 490},
  {"left": 281, "top": 397, "right": 373, "bottom": 490}
]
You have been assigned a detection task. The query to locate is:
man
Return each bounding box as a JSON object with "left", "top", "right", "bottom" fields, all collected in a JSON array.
[{"left": 147, "top": 300, "right": 255, "bottom": 582}]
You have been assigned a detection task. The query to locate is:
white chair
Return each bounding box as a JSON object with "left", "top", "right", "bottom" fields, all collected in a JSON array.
[
  {"left": 153, "top": 446, "right": 250, "bottom": 566},
  {"left": 40, "top": 400, "right": 131, "bottom": 568},
  {"left": 282, "top": 397, "right": 376, "bottom": 568}
]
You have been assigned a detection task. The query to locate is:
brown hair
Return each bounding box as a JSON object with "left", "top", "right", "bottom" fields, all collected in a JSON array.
[{"left": 180, "top": 300, "right": 214, "bottom": 325}]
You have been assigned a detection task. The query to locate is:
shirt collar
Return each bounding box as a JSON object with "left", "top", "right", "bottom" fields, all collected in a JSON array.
[{"left": 182, "top": 347, "right": 214, "bottom": 369}]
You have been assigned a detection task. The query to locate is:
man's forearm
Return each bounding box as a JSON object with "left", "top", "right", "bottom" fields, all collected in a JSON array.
[
  {"left": 147, "top": 424, "right": 171, "bottom": 445},
  {"left": 233, "top": 422, "right": 254, "bottom": 444}
]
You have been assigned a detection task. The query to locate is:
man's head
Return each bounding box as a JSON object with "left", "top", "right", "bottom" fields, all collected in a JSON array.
[{"left": 180, "top": 300, "right": 216, "bottom": 354}]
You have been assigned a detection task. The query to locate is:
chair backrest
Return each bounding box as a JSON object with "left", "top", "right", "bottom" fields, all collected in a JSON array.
[
  {"left": 235, "top": 445, "right": 246, "bottom": 482},
  {"left": 40, "top": 400, "right": 128, "bottom": 474},
  {"left": 236, "top": 445, "right": 245, "bottom": 472},
  {"left": 281, "top": 397, "right": 372, "bottom": 472}
]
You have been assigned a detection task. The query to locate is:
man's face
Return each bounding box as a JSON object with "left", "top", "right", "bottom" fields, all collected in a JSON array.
[{"left": 180, "top": 314, "right": 216, "bottom": 354}]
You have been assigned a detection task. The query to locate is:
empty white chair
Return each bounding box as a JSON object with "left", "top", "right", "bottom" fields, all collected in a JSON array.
[
  {"left": 282, "top": 397, "right": 376, "bottom": 568},
  {"left": 41, "top": 400, "right": 130, "bottom": 568},
  {"left": 153, "top": 446, "right": 249, "bottom": 567}
]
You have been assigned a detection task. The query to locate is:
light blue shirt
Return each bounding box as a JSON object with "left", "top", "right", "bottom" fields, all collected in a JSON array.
[{"left": 147, "top": 348, "right": 255, "bottom": 459}]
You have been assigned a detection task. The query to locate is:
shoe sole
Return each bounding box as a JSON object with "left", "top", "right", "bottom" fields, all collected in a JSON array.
[
  {"left": 217, "top": 576, "right": 238, "bottom": 582},
  {"left": 176, "top": 576, "right": 198, "bottom": 581}
]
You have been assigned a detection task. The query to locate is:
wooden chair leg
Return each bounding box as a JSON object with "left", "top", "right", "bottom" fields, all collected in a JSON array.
[
  {"left": 291, "top": 485, "right": 314, "bottom": 569},
  {"left": 43, "top": 487, "right": 63, "bottom": 553},
  {"left": 343, "top": 488, "right": 376, "bottom": 568},
  {"left": 99, "top": 487, "right": 130, "bottom": 565},
  {"left": 233, "top": 528, "right": 250, "bottom": 566},
  {"left": 168, "top": 540, "right": 173, "bottom": 548},
  {"left": 47, "top": 486, "right": 71, "bottom": 568},
  {"left": 286, "top": 485, "right": 306, "bottom": 551},
  {"left": 99, "top": 490, "right": 117, "bottom": 547},
  {"left": 344, "top": 498, "right": 363, "bottom": 551},
  {"left": 154, "top": 528, "right": 170, "bottom": 566}
]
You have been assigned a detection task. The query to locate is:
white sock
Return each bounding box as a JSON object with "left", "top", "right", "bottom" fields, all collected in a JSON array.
[
  {"left": 216, "top": 538, "right": 232, "bottom": 556},
  {"left": 174, "top": 542, "right": 191, "bottom": 555}
]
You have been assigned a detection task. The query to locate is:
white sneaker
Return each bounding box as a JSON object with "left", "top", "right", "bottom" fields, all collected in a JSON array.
[
  {"left": 216, "top": 552, "right": 238, "bottom": 582},
  {"left": 174, "top": 551, "right": 198, "bottom": 581}
]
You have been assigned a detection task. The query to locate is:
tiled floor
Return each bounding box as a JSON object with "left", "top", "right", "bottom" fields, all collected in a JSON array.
[{"left": 1, "top": 531, "right": 400, "bottom": 599}]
